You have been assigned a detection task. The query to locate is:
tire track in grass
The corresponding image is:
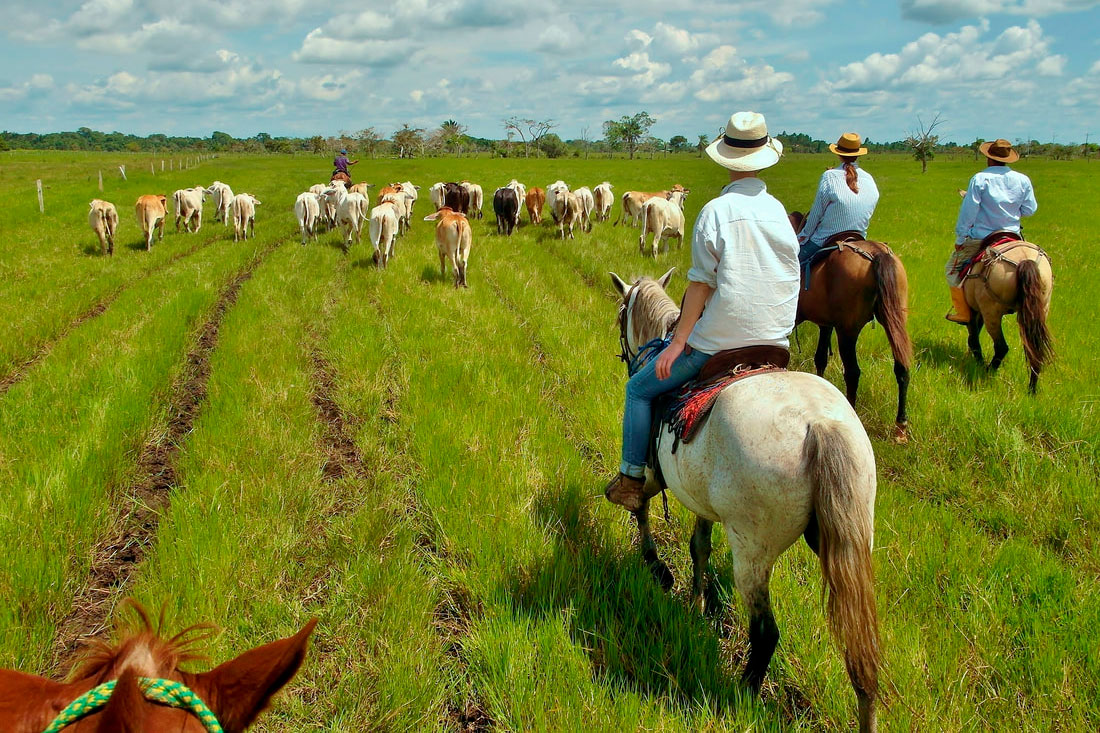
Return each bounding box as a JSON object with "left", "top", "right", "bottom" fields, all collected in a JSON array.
[
  {"left": 0, "top": 233, "right": 221, "bottom": 397},
  {"left": 481, "top": 264, "right": 825, "bottom": 729},
  {"left": 49, "top": 234, "right": 288, "bottom": 673}
]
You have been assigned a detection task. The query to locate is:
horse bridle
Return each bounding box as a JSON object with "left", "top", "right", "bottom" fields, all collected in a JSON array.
[{"left": 616, "top": 283, "right": 641, "bottom": 368}]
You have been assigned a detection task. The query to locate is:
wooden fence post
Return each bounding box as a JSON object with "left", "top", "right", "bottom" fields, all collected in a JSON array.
[
  {"left": 36, "top": 180, "right": 44, "bottom": 213},
  {"left": 151, "top": 162, "right": 155, "bottom": 175},
  {"left": 98, "top": 170, "right": 103, "bottom": 191},
  {"left": 119, "top": 165, "right": 127, "bottom": 180}
]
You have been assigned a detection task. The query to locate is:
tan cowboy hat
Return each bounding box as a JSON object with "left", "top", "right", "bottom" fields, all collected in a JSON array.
[
  {"left": 829, "top": 132, "right": 868, "bottom": 157},
  {"left": 979, "top": 138, "right": 1019, "bottom": 164},
  {"left": 705, "top": 111, "right": 783, "bottom": 171}
]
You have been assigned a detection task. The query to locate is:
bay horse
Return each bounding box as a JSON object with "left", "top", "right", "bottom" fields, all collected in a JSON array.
[
  {"left": 0, "top": 603, "right": 316, "bottom": 732},
  {"left": 961, "top": 236, "right": 1053, "bottom": 393},
  {"left": 610, "top": 271, "right": 880, "bottom": 732},
  {"left": 789, "top": 213, "right": 912, "bottom": 441}
]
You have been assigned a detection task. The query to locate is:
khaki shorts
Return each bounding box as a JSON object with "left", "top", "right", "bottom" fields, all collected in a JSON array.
[{"left": 945, "top": 238, "right": 983, "bottom": 287}]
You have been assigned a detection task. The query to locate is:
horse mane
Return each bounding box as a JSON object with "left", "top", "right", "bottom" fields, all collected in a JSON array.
[
  {"left": 69, "top": 601, "right": 215, "bottom": 684},
  {"left": 629, "top": 277, "right": 680, "bottom": 343}
]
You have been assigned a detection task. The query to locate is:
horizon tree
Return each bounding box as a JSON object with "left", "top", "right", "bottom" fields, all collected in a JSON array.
[
  {"left": 905, "top": 113, "right": 943, "bottom": 173},
  {"left": 392, "top": 123, "right": 425, "bottom": 158},
  {"left": 603, "top": 111, "right": 656, "bottom": 160}
]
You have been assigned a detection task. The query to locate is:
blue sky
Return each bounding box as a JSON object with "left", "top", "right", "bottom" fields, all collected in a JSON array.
[{"left": 1, "top": 0, "right": 1098, "bottom": 144}]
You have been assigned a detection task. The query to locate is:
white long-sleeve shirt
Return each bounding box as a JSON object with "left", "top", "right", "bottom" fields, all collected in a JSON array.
[
  {"left": 798, "top": 163, "right": 880, "bottom": 248},
  {"left": 686, "top": 178, "right": 800, "bottom": 354},
  {"left": 955, "top": 166, "right": 1037, "bottom": 245}
]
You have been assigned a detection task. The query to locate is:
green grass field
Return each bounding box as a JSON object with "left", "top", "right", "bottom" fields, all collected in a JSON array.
[{"left": 0, "top": 149, "right": 1096, "bottom": 731}]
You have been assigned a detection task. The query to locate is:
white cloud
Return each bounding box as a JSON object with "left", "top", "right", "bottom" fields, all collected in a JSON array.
[
  {"left": 901, "top": 0, "right": 1100, "bottom": 23},
  {"left": 293, "top": 30, "right": 413, "bottom": 66},
  {"left": 1036, "top": 54, "right": 1066, "bottom": 75}
]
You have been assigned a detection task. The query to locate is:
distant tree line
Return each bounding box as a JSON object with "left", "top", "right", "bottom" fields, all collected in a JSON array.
[{"left": 4, "top": 116, "right": 1096, "bottom": 163}]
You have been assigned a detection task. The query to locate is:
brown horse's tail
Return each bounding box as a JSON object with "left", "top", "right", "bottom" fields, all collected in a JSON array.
[
  {"left": 804, "top": 420, "right": 880, "bottom": 718},
  {"left": 1016, "top": 258, "right": 1053, "bottom": 381},
  {"left": 872, "top": 250, "right": 912, "bottom": 371}
]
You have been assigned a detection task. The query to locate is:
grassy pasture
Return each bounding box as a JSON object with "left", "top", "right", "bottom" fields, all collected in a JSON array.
[{"left": 0, "top": 149, "right": 1097, "bottom": 731}]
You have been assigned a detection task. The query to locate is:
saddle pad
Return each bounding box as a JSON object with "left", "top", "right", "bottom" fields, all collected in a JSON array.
[{"left": 960, "top": 235, "right": 1018, "bottom": 279}]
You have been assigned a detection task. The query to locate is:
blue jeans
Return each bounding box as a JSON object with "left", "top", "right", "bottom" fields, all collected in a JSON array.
[{"left": 620, "top": 346, "right": 712, "bottom": 477}]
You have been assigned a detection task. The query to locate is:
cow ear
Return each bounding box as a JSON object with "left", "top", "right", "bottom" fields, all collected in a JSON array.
[
  {"left": 657, "top": 267, "right": 676, "bottom": 289},
  {"left": 0, "top": 669, "right": 80, "bottom": 733},
  {"left": 190, "top": 619, "right": 316, "bottom": 733},
  {"left": 609, "top": 272, "right": 629, "bottom": 296}
]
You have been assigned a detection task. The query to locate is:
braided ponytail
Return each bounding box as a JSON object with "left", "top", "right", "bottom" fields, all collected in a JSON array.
[{"left": 841, "top": 156, "right": 859, "bottom": 194}]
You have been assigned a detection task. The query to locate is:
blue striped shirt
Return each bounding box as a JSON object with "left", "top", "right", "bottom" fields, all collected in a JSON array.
[
  {"left": 798, "top": 164, "right": 879, "bottom": 248},
  {"left": 954, "top": 166, "right": 1037, "bottom": 245}
]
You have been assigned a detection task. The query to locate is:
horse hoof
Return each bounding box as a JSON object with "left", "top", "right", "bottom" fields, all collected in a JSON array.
[
  {"left": 647, "top": 558, "right": 674, "bottom": 591},
  {"left": 893, "top": 423, "right": 909, "bottom": 444}
]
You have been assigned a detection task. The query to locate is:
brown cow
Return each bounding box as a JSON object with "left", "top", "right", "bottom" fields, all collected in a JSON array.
[
  {"left": 424, "top": 207, "right": 472, "bottom": 288},
  {"left": 526, "top": 187, "right": 545, "bottom": 224},
  {"left": 135, "top": 194, "right": 167, "bottom": 250}
]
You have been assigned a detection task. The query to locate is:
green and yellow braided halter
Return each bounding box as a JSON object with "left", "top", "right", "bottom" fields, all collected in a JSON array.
[{"left": 43, "top": 677, "right": 222, "bottom": 732}]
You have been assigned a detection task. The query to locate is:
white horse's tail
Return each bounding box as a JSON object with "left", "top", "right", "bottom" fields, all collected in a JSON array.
[{"left": 804, "top": 420, "right": 880, "bottom": 712}]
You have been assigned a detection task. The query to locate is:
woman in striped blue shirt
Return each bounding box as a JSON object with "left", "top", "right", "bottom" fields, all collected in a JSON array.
[{"left": 797, "top": 132, "right": 880, "bottom": 263}]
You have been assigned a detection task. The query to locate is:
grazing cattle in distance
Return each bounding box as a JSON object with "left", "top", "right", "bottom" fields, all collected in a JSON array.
[
  {"left": 369, "top": 201, "right": 400, "bottom": 267},
  {"left": 639, "top": 189, "right": 689, "bottom": 257},
  {"left": 324, "top": 182, "right": 369, "bottom": 252},
  {"left": 573, "top": 186, "right": 595, "bottom": 233},
  {"left": 546, "top": 180, "right": 569, "bottom": 223},
  {"left": 424, "top": 207, "right": 472, "bottom": 288},
  {"left": 615, "top": 183, "right": 687, "bottom": 227},
  {"left": 593, "top": 182, "right": 614, "bottom": 222},
  {"left": 525, "top": 187, "right": 545, "bottom": 224},
  {"left": 204, "top": 180, "right": 234, "bottom": 227},
  {"left": 172, "top": 186, "right": 207, "bottom": 233},
  {"left": 88, "top": 199, "right": 119, "bottom": 256},
  {"left": 442, "top": 182, "right": 471, "bottom": 215},
  {"left": 349, "top": 182, "right": 374, "bottom": 197},
  {"left": 295, "top": 192, "right": 322, "bottom": 245},
  {"left": 135, "top": 194, "right": 167, "bottom": 251},
  {"left": 554, "top": 191, "right": 583, "bottom": 240},
  {"left": 461, "top": 181, "right": 484, "bottom": 219},
  {"left": 493, "top": 186, "right": 519, "bottom": 236},
  {"left": 230, "top": 193, "right": 261, "bottom": 241}
]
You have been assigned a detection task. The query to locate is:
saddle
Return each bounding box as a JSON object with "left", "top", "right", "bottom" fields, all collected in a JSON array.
[
  {"left": 801, "top": 231, "right": 874, "bottom": 290},
  {"left": 330, "top": 171, "right": 352, "bottom": 185},
  {"left": 648, "top": 345, "right": 789, "bottom": 488},
  {"left": 959, "top": 230, "right": 1022, "bottom": 280}
]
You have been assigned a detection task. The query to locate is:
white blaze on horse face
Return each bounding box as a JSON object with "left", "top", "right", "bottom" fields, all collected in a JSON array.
[{"left": 625, "top": 285, "right": 641, "bottom": 357}]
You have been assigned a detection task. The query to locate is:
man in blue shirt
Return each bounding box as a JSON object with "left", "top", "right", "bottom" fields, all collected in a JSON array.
[{"left": 946, "top": 138, "right": 1037, "bottom": 324}]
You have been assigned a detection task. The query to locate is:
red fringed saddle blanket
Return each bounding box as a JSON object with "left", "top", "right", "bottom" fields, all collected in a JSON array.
[
  {"left": 648, "top": 345, "right": 789, "bottom": 484},
  {"left": 959, "top": 232, "right": 1022, "bottom": 280}
]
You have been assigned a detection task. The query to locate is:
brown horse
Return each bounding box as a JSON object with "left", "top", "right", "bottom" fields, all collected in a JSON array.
[
  {"left": 961, "top": 237, "right": 1053, "bottom": 393},
  {"left": 0, "top": 603, "right": 316, "bottom": 732},
  {"left": 790, "top": 213, "right": 912, "bottom": 441},
  {"left": 330, "top": 170, "right": 352, "bottom": 187}
]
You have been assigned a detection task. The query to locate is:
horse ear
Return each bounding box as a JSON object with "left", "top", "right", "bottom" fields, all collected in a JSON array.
[
  {"left": 609, "top": 272, "right": 629, "bottom": 296},
  {"left": 190, "top": 619, "right": 317, "bottom": 733},
  {"left": 0, "top": 669, "right": 80, "bottom": 733},
  {"left": 657, "top": 267, "right": 676, "bottom": 289}
]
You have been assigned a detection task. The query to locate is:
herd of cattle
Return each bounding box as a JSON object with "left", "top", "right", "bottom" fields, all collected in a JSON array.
[{"left": 86, "top": 177, "right": 691, "bottom": 287}]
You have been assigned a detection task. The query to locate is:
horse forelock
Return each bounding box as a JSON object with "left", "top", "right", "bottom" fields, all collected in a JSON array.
[{"left": 627, "top": 277, "right": 679, "bottom": 347}]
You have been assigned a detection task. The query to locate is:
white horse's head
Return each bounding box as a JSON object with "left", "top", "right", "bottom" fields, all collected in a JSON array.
[{"left": 609, "top": 268, "right": 676, "bottom": 365}]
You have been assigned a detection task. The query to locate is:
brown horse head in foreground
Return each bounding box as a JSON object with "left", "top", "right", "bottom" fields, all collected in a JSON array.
[
  {"left": 790, "top": 212, "right": 912, "bottom": 442},
  {"left": 962, "top": 239, "right": 1053, "bottom": 393},
  {"left": 0, "top": 603, "right": 316, "bottom": 733}
]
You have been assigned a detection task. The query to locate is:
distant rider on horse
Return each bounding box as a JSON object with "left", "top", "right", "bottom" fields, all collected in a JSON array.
[
  {"left": 605, "top": 111, "right": 799, "bottom": 512},
  {"left": 945, "top": 138, "right": 1037, "bottom": 324},
  {"left": 331, "top": 148, "right": 359, "bottom": 184},
  {"left": 797, "top": 132, "right": 879, "bottom": 263}
]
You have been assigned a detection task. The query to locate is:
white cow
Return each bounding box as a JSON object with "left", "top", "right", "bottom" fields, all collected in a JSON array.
[
  {"left": 429, "top": 182, "right": 447, "bottom": 210},
  {"left": 295, "top": 192, "right": 322, "bottom": 245},
  {"left": 506, "top": 179, "right": 526, "bottom": 226},
  {"left": 461, "top": 181, "right": 484, "bottom": 219},
  {"left": 173, "top": 186, "right": 207, "bottom": 233},
  {"left": 554, "top": 191, "right": 582, "bottom": 240},
  {"left": 573, "top": 186, "right": 595, "bottom": 233},
  {"left": 398, "top": 180, "right": 420, "bottom": 221},
  {"left": 88, "top": 199, "right": 119, "bottom": 256},
  {"left": 379, "top": 191, "right": 410, "bottom": 236},
  {"left": 593, "top": 182, "right": 614, "bottom": 222},
  {"left": 204, "top": 181, "right": 234, "bottom": 227},
  {"left": 639, "top": 190, "right": 689, "bottom": 257},
  {"left": 324, "top": 182, "right": 369, "bottom": 252},
  {"left": 546, "top": 180, "right": 569, "bottom": 223},
  {"left": 369, "top": 201, "right": 400, "bottom": 268},
  {"left": 230, "top": 193, "right": 261, "bottom": 241}
]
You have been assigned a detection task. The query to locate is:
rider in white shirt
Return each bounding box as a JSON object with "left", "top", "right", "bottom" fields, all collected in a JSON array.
[
  {"left": 945, "top": 138, "right": 1037, "bottom": 323},
  {"left": 798, "top": 132, "right": 879, "bottom": 263}
]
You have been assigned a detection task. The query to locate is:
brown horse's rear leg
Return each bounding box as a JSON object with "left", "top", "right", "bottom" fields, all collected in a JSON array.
[
  {"left": 814, "top": 325, "right": 833, "bottom": 377},
  {"left": 633, "top": 498, "right": 673, "bottom": 591},
  {"left": 985, "top": 315, "right": 1010, "bottom": 371},
  {"left": 690, "top": 517, "right": 714, "bottom": 613},
  {"left": 837, "top": 328, "right": 862, "bottom": 407},
  {"left": 967, "top": 313, "right": 985, "bottom": 366}
]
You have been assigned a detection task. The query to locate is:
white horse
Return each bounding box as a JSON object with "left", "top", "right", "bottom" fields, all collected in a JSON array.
[{"left": 610, "top": 269, "right": 880, "bottom": 733}]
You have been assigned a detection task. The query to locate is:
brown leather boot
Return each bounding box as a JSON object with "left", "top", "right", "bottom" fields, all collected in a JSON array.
[
  {"left": 604, "top": 473, "right": 647, "bottom": 512},
  {"left": 945, "top": 286, "right": 971, "bottom": 325}
]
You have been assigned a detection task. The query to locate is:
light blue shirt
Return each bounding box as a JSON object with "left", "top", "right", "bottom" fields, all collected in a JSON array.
[
  {"left": 798, "top": 163, "right": 879, "bottom": 248},
  {"left": 687, "top": 178, "right": 799, "bottom": 353},
  {"left": 955, "top": 166, "right": 1037, "bottom": 244}
]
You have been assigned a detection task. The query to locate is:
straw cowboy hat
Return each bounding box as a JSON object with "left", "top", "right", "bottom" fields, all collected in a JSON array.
[
  {"left": 979, "top": 138, "right": 1019, "bottom": 164},
  {"left": 705, "top": 111, "right": 783, "bottom": 171},
  {"left": 829, "top": 132, "right": 868, "bottom": 157}
]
